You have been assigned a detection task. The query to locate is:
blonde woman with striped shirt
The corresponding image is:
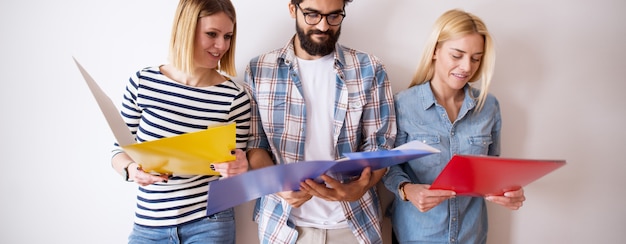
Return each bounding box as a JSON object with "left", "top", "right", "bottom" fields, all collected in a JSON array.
[{"left": 110, "top": 0, "right": 250, "bottom": 243}]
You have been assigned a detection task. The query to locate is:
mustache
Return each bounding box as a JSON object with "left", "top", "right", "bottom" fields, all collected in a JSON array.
[{"left": 308, "top": 30, "right": 329, "bottom": 35}]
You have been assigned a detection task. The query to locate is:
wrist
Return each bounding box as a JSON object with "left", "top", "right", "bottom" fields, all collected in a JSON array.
[
  {"left": 122, "top": 161, "right": 137, "bottom": 182},
  {"left": 398, "top": 181, "right": 410, "bottom": 201}
]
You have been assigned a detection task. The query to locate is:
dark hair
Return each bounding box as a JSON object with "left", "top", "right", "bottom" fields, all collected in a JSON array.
[{"left": 290, "top": 0, "right": 352, "bottom": 5}]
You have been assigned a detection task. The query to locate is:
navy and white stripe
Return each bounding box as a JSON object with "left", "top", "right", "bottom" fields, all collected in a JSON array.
[{"left": 113, "top": 66, "right": 251, "bottom": 227}]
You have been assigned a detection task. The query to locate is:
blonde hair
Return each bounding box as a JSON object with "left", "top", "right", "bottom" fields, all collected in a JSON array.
[
  {"left": 169, "top": 0, "right": 238, "bottom": 77},
  {"left": 410, "top": 9, "right": 495, "bottom": 111}
]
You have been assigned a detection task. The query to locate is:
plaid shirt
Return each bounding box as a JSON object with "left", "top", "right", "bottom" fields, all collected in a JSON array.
[{"left": 243, "top": 37, "right": 396, "bottom": 244}]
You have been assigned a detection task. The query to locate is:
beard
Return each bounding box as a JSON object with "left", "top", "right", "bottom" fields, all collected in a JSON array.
[{"left": 295, "top": 20, "right": 341, "bottom": 56}]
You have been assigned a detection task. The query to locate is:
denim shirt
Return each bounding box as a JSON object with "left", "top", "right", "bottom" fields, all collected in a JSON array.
[{"left": 383, "top": 81, "right": 501, "bottom": 244}]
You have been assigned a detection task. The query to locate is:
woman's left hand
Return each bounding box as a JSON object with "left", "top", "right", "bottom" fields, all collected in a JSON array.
[
  {"left": 211, "top": 149, "right": 248, "bottom": 178},
  {"left": 485, "top": 187, "right": 526, "bottom": 210}
]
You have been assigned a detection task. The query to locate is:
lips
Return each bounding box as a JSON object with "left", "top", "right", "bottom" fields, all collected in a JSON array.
[{"left": 452, "top": 73, "right": 469, "bottom": 79}]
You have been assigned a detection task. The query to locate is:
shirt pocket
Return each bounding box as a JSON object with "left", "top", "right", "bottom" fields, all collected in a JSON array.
[
  {"left": 409, "top": 134, "right": 442, "bottom": 167},
  {"left": 266, "top": 99, "right": 286, "bottom": 120},
  {"left": 467, "top": 135, "right": 493, "bottom": 155},
  {"left": 346, "top": 97, "right": 365, "bottom": 121},
  {"left": 257, "top": 97, "right": 287, "bottom": 135}
]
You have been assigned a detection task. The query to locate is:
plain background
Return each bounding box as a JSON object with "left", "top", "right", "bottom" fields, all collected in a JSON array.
[{"left": 1, "top": 0, "right": 624, "bottom": 243}]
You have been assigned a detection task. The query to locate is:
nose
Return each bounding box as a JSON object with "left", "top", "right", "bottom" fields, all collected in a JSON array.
[
  {"left": 459, "top": 57, "right": 472, "bottom": 72},
  {"left": 214, "top": 37, "right": 227, "bottom": 50},
  {"left": 315, "top": 16, "right": 330, "bottom": 32}
]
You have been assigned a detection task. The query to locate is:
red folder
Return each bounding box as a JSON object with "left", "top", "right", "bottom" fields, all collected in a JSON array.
[{"left": 430, "top": 155, "right": 566, "bottom": 196}]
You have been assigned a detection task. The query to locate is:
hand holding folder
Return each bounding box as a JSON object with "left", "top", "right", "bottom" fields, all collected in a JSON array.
[
  {"left": 74, "top": 57, "right": 235, "bottom": 175},
  {"left": 206, "top": 140, "right": 441, "bottom": 215}
]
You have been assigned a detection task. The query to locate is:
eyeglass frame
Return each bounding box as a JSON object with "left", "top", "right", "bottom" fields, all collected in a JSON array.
[{"left": 295, "top": 3, "right": 346, "bottom": 26}]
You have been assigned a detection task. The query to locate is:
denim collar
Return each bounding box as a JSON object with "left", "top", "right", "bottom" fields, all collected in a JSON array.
[{"left": 418, "top": 81, "right": 477, "bottom": 111}]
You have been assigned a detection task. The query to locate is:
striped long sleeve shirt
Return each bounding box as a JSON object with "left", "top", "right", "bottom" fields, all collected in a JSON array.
[{"left": 113, "top": 66, "right": 251, "bottom": 227}]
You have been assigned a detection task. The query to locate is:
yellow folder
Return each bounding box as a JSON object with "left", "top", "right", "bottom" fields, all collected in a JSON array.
[
  {"left": 122, "top": 123, "right": 236, "bottom": 175},
  {"left": 74, "top": 57, "right": 235, "bottom": 175}
]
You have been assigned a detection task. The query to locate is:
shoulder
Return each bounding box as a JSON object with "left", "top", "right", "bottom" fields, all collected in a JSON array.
[
  {"left": 394, "top": 83, "right": 436, "bottom": 113},
  {"left": 248, "top": 40, "right": 294, "bottom": 68},
  {"left": 474, "top": 87, "right": 499, "bottom": 106},
  {"left": 126, "top": 66, "right": 163, "bottom": 88},
  {"left": 250, "top": 48, "right": 282, "bottom": 63},
  {"left": 336, "top": 44, "right": 384, "bottom": 66},
  {"left": 395, "top": 85, "right": 418, "bottom": 100},
  {"left": 222, "top": 79, "right": 247, "bottom": 93},
  {"left": 395, "top": 83, "right": 428, "bottom": 102},
  {"left": 131, "top": 66, "right": 165, "bottom": 82},
  {"left": 134, "top": 66, "right": 161, "bottom": 76},
  {"left": 484, "top": 93, "right": 500, "bottom": 112},
  {"left": 469, "top": 87, "right": 500, "bottom": 116},
  {"left": 468, "top": 85, "right": 498, "bottom": 101}
]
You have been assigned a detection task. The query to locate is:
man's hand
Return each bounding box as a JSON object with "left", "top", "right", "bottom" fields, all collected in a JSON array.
[
  {"left": 300, "top": 167, "right": 381, "bottom": 202},
  {"left": 276, "top": 191, "right": 313, "bottom": 208}
]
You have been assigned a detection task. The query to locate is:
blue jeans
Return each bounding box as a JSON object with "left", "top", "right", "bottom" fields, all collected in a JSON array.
[{"left": 128, "top": 208, "right": 235, "bottom": 244}]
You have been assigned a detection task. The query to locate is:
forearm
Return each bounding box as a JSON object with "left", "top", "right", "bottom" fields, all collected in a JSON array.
[
  {"left": 111, "top": 152, "right": 135, "bottom": 177},
  {"left": 368, "top": 168, "right": 387, "bottom": 189},
  {"left": 247, "top": 148, "right": 274, "bottom": 169}
]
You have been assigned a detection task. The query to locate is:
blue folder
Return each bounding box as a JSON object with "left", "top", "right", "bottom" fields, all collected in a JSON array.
[{"left": 206, "top": 140, "right": 439, "bottom": 215}]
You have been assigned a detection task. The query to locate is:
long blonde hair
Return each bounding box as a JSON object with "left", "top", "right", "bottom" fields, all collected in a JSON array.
[
  {"left": 169, "top": 0, "right": 238, "bottom": 77},
  {"left": 410, "top": 9, "right": 495, "bottom": 111}
]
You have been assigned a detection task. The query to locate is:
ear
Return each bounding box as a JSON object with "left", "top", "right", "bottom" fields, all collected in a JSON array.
[
  {"left": 289, "top": 3, "right": 297, "bottom": 19},
  {"left": 432, "top": 47, "right": 439, "bottom": 61}
]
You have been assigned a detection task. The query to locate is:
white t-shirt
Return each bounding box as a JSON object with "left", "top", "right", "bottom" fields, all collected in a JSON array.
[{"left": 289, "top": 54, "right": 349, "bottom": 229}]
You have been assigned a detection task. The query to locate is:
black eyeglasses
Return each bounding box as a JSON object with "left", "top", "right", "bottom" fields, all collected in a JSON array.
[{"left": 295, "top": 4, "right": 346, "bottom": 26}]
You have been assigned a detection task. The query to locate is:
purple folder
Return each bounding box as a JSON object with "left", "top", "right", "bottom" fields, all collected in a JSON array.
[{"left": 206, "top": 140, "right": 439, "bottom": 215}]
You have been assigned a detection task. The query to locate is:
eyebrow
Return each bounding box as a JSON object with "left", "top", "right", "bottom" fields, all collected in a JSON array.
[
  {"left": 450, "top": 48, "right": 483, "bottom": 55},
  {"left": 204, "top": 27, "right": 233, "bottom": 34},
  {"left": 300, "top": 5, "right": 344, "bottom": 14}
]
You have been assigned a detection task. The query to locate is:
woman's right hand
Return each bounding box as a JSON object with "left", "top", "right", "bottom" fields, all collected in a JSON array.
[
  {"left": 129, "top": 164, "right": 170, "bottom": 186},
  {"left": 404, "top": 183, "right": 456, "bottom": 212}
]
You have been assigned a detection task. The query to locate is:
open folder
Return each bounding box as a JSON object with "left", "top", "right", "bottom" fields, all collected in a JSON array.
[
  {"left": 73, "top": 57, "right": 235, "bottom": 175},
  {"left": 206, "top": 140, "right": 440, "bottom": 215},
  {"left": 430, "top": 155, "right": 566, "bottom": 196}
]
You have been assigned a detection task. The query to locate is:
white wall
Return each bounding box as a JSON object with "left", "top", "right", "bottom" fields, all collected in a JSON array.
[{"left": 1, "top": 0, "right": 624, "bottom": 243}]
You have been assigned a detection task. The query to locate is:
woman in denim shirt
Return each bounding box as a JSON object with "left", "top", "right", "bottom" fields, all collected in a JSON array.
[{"left": 383, "top": 9, "right": 526, "bottom": 243}]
